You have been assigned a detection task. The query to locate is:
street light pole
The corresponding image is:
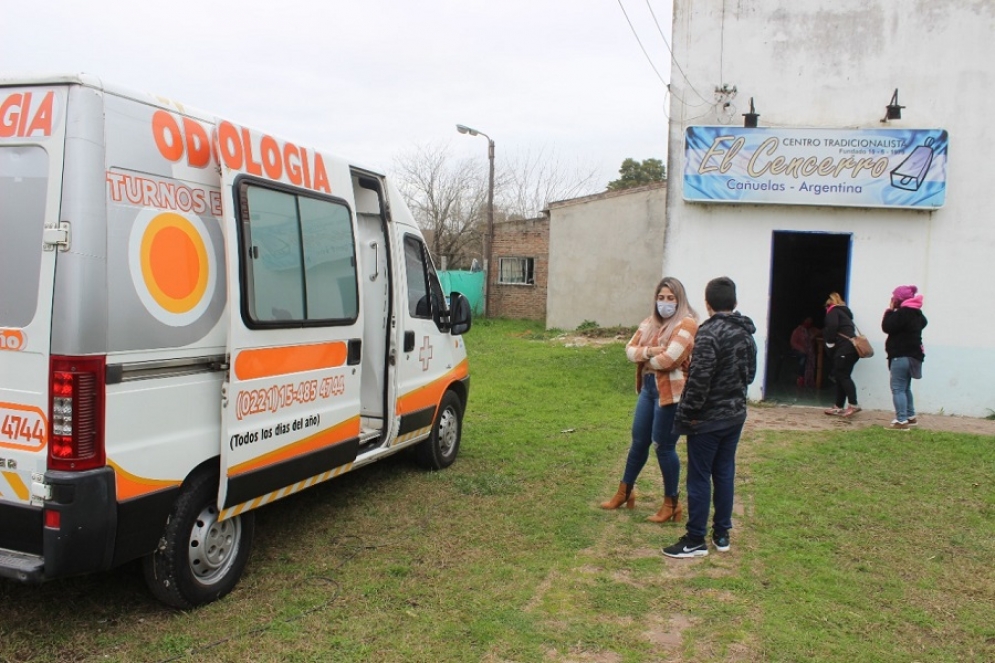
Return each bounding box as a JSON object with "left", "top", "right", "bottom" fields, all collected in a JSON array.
[{"left": 456, "top": 123, "right": 495, "bottom": 317}]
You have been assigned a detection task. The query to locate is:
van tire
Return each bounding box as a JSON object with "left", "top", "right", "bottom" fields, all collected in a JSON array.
[
  {"left": 142, "top": 471, "right": 254, "bottom": 609},
  {"left": 415, "top": 391, "right": 463, "bottom": 470}
]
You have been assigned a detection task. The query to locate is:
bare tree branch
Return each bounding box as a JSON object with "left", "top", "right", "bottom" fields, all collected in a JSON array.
[
  {"left": 498, "top": 147, "right": 601, "bottom": 219},
  {"left": 393, "top": 143, "right": 601, "bottom": 268},
  {"left": 393, "top": 143, "right": 489, "bottom": 269}
]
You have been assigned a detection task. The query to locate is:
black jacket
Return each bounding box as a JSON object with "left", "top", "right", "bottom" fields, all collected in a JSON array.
[
  {"left": 824, "top": 305, "right": 857, "bottom": 354},
  {"left": 882, "top": 307, "right": 927, "bottom": 362},
  {"left": 674, "top": 312, "right": 757, "bottom": 434}
]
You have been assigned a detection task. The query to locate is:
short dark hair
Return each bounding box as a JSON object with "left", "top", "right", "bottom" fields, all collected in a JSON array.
[{"left": 705, "top": 276, "right": 737, "bottom": 312}]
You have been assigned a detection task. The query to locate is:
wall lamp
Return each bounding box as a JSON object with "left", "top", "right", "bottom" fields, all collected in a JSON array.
[
  {"left": 742, "top": 97, "right": 760, "bottom": 127},
  {"left": 882, "top": 89, "right": 904, "bottom": 122}
]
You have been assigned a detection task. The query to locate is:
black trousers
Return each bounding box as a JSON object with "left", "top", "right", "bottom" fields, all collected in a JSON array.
[{"left": 831, "top": 345, "right": 859, "bottom": 407}]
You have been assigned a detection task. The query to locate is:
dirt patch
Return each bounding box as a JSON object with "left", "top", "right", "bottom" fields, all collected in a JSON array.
[
  {"left": 746, "top": 403, "right": 995, "bottom": 437},
  {"left": 642, "top": 613, "right": 693, "bottom": 650},
  {"left": 553, "top": 330, "right": 635, "bottom": 348}
]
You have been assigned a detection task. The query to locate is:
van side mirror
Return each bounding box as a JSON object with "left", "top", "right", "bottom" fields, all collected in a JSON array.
[{"left": 448, "top": 291, "right": 472, "bottom": 335}]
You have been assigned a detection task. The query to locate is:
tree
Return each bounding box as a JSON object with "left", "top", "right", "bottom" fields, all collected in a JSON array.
[
  {"left": 393, "top": 143, "right": 492, "bottom": 270},
  {"left": 606, "top": 158, "right": 666, "bottom": 191},
  {"left": 500, "top": 148, "right": 600, "bottom": 220},
  {"left": 394, "top": 143, "right": 601, "bottom": 268}
]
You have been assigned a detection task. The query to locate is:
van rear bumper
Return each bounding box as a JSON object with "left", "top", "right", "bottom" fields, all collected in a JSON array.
[
  {"left": 0, "top": 467, "right": 117, "bottom": 583},
  {"left": 0, "top": 548, "right": 45, "bottom": 583}
]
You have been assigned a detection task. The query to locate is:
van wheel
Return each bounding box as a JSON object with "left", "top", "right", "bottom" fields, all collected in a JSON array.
[
  {"left": 142, "top": 471, "right": 254, "bottom": 609},
  {"left": 415, "top": 391, "right": 463, "bottom": 470}
]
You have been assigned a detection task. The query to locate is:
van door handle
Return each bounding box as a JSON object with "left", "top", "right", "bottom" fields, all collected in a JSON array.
[
  {"left": 347, "top": 339, "right": 362, "bottom": 365},
  {"left": 369, "top": 240, "right": 379, "bottom": 281},
  {"left": 404, "top": 331, "right": 415, "bottom": 352}
]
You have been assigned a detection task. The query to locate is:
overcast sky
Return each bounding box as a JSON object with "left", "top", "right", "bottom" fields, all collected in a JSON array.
[{"left": 2, "top": 0, "right": 673, "bottom": 192}]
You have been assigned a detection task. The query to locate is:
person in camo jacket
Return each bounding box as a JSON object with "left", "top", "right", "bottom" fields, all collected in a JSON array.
[{"left": 664, "top": 276, "right": 757, "bottom": 559}]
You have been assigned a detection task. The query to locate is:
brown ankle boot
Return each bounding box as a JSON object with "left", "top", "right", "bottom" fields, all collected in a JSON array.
[
  {"left": 600, "top": 482, "right": 635, "bottom": 509},
  {"left": 647, "top": 495, "right": 683, "bottom": 522}
]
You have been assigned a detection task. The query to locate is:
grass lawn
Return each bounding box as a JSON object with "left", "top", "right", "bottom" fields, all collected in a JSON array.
[{"left": 0, "top": 318, "right": 992, "bottom": 662}]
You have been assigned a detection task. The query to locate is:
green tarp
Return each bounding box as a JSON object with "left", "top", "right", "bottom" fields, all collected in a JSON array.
[{"left": 438, "top": 270, "right": 485, "bottom": 316}]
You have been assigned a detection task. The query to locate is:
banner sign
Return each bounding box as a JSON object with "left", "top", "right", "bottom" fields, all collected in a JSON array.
[{"left": 683, "top": 126, "right": 948, "bottom": 209}]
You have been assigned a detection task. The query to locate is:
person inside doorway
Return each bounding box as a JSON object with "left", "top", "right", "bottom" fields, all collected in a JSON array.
[
  {"left": 789, "top": 317, "right": 815, "bottom": 387},
  {"left": 823, "top": 292, "right": 862, "bottom": 417}
]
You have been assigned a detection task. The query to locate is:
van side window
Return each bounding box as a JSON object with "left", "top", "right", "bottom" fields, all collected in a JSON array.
[
  {"left": 237, "top": 181, "right": 358, "bottom": 325},
  {"left": 404, "top": 236, "right": 431, "bottom": 318},
  {"left": 403, "top": 235, "right": 449, "bottom": 328}
]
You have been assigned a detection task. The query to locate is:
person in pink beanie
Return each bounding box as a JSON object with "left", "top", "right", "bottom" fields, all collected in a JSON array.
[{"left": 881, "top": 285, "right": 928, "bottom": 430}]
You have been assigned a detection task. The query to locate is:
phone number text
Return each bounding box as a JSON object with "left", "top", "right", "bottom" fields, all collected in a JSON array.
[{"left": 236, "top": 376, "right": 346, "bottom": 420}]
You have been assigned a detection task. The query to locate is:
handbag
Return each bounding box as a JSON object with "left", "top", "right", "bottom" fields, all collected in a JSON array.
[{"left": 841, "top": 326, "right": 874, "bottom": 359}]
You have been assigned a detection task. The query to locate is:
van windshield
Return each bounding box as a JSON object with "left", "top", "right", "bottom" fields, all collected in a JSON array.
[{"left": 0, "top": 146, "right": 48, "bottom": 327}]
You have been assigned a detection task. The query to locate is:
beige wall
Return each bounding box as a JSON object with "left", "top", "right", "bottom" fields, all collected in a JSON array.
[{"left": 546, "top": 183, "right": 666, "bottom": 330}]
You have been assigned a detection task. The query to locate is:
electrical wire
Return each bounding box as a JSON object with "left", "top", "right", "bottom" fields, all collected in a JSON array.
[
  {"left": 643, "top": 0, "right": 711, "bottom": 105},
  {"left": 615, "top": 0, "right": 669, "bottom": 87}
]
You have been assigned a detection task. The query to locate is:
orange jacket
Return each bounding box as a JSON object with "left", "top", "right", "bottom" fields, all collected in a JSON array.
[{"left": 626, "top": 316, "right": 698, "bottom": 406}]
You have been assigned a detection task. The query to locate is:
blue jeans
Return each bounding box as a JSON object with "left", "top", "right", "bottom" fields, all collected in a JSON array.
[
  {"left": 889, "top": 357, "right": 916, "bottom": 422},
  {"left": 685, "top": 423, "right": 743, "bottom": 539},
  {"left": 622, "top": 374, "right": 680, "bottom": 496}
]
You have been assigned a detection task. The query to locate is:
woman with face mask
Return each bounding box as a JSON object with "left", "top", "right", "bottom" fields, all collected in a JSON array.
[{"left": 601, "top": 277, "right": 700, "bottom": 523}]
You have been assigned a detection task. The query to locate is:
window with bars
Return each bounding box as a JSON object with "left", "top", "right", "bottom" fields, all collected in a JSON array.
[{"left": 498, "top": 257, "right": 535, "bottom": 285}]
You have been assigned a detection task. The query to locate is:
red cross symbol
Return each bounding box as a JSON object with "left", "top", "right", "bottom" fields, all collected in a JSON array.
[{"left": 418, "top": 336, "right": 433, "bottom": 371}]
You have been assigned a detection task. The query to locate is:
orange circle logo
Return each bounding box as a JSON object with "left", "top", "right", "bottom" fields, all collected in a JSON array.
[
  {"left": 140, "top": 213, "right": 209, "bottom": 313},
  {"left": 130, "top": 210, "right": 216, "bottom": 326}
]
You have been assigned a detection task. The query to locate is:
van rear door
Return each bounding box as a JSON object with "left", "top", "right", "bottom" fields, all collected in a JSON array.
[
  {"left": 215, "top": 122, "right": 364, "bottom": 515},
  {"left": 0, "top": 85, "right": 68, "bottom": 558}
]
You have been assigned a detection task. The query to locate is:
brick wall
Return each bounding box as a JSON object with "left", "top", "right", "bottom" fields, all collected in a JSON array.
[{"left": 488, "top": 217, "right": 548, "bottom": 320}]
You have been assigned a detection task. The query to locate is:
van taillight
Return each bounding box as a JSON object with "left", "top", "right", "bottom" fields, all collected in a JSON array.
[{"left": 48, "top": 355, "right": 106, "bottom": 471}]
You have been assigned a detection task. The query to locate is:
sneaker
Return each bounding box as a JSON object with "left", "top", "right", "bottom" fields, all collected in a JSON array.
[
  {"left": 712, "top": 532, "right": 730, "bottom": 552},
  {"left": 907, "top": 417, "right": 918, "bottom": 426},
  {"left": 663, "top": 535, "right": 709, "bottom": 558},
  {"left": 841, "top": 406, "right": 862, "bottom": 417},
  {"left": 887, "top": 420, "right": 911, "bottom": 430},
  {"left": 824, "top": 407, "right": 845, "bottom": 416}
]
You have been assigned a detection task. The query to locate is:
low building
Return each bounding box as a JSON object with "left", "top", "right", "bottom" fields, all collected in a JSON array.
[
  {"left": 488, "top": 216, "right": 549, "bottom": 320},
  {"left": 546, "top": 182, "right": 667, "bottom": 330}
]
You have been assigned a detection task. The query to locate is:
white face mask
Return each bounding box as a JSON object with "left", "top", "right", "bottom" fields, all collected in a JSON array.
[{"left": 657, "top": 302, "right": 677, "bottom": 319}]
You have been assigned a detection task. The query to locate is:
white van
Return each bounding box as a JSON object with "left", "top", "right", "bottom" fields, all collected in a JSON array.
[{"left": 0, "top": 74, "right": 472, "bottom": 608}]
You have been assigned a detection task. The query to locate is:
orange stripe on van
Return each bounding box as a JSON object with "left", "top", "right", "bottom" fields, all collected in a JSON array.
[
  {"left": 234, "top": 342, "right": 348, "bottom": 381},
  {"left": 1, "top": 472, "right": 29, "bottom": 501},
  {"left": 395, "top": 359, "right": 469, "bottom": 416},
  {"left": 107, "top": 460, "right": 181, "bottom": 501},
  {"left": 229, "top": 415, "right": 361, "bottom": 477}
]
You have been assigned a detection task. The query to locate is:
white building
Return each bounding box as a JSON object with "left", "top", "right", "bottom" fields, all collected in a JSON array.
[{"left": 665, "top": 0, "right": 994, "bottom": 417}]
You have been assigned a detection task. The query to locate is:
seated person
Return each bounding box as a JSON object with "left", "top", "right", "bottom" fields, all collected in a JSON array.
[{"left": 789, "top": 318, "right": 815, "bottom": 386}]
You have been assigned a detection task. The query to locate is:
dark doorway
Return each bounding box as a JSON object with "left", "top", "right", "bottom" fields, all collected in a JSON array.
[{"left": 764, "top": 231, "right": 851, "bottom": 405}]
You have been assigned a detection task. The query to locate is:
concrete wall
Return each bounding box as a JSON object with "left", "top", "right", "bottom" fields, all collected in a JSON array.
[
  {"left": 546, "top": 183, "right": 666, "bottom": 330},
  {"left": 666, "top": 0, "right": 995, "bottom": 416},
  {"left": 489, "top": 217, "right": 548, "bottom": 320}
]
